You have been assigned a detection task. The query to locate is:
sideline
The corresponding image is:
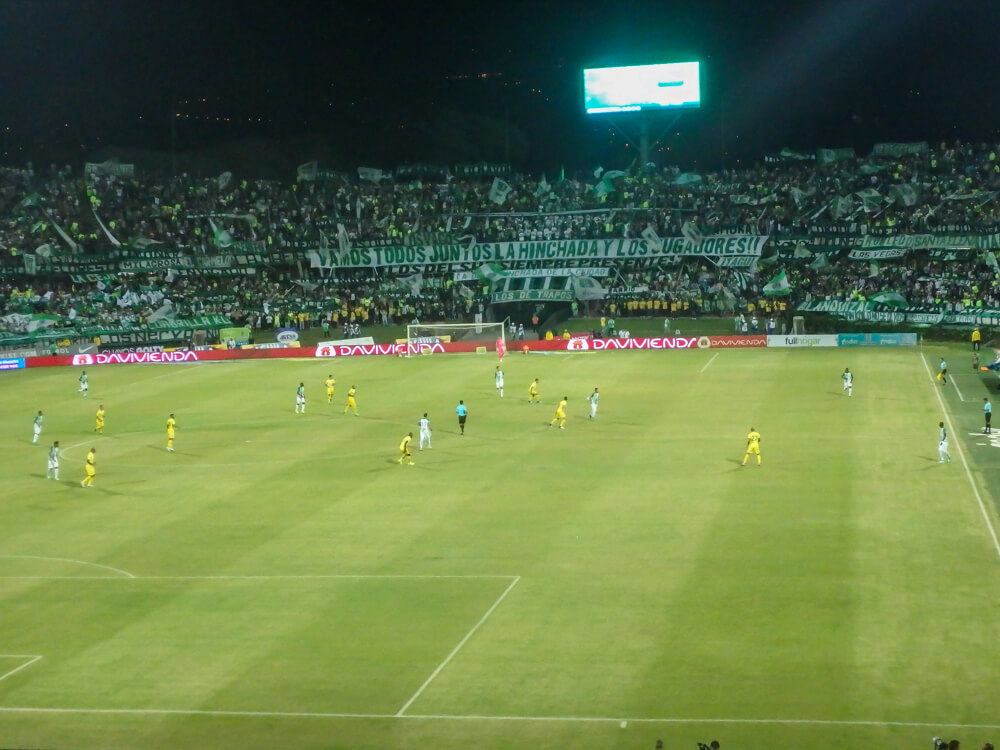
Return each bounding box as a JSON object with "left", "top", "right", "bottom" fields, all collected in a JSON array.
[{"left": 919, "top": 352, "right": 1000, "bottom": 560}]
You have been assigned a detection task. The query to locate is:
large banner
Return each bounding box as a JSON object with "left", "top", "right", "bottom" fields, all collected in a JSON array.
[
  {"left": 0, "top": 314, "right": 233, "bottom": 347},
  {"left": 798, "top": 299, "right": 1000, "bottom": 326},
  {"left": 308, "top": 236, "right": 770, "bottom": 269},
  {"left": 491, "top": 289, "right": 576, "bottom": 303},
  {"left": 857, "top": 233, "right": 1000, "bottom": 251},
  {"left": 453, "top": 267, "right": 610, "bottom": 281},
  {"left": 870, "top": 142, "right": 929, "bottom": 158}
]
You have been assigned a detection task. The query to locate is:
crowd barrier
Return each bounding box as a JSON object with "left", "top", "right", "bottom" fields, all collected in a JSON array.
[{"left": 0, "top": 332, "right": 914, "bottom": 371}]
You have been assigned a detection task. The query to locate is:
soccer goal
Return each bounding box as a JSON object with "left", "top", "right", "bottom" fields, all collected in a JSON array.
[{"left": 405, "top": 321, "right": 506, "bottom": 356}]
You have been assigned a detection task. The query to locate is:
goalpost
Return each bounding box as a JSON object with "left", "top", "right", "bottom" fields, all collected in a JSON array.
[{"left": 405, "top": 321, "right": 506, "bottom": 357}]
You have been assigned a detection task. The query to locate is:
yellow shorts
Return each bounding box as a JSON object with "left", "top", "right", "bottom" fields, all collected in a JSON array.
[
  {"left": 326, "top": 389, "right": 335, "bottom": 398},
  {"left": 347, "top": 398, "right": 357, "bottom": 408},
  {"left": 747, "top": 445, "right": 760, "bottom": 455},
  {"left": 85, "top": 466, "right": 96, "bottom": 477}
]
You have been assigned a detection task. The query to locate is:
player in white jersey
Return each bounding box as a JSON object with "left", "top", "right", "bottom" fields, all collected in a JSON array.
[
  {"left": 47, "top": 441, "right": 60, "bottom": 480},
  {"left": 78, "top": 371, "right": 89, "bottom": 398},
  {"left": 295, "top": 382, "right": 306, "bottom": 414},
  {"left": 587, "top": 388, "right": 600, "bottom": 419},
  {"left": 842, "top": 367, "right": 853, "bottom": 396},
  {"left": 32, "top": 410, "right": 44, "bottom": 443},
  {"left": 938, "top": 421, "right": 951, "bottom": 463},
  {"left": 418, "top": 412, "right": 432, "bottom": 450},
  {"left": 495, "top": 366, "right": 505, "bottom": 398}
]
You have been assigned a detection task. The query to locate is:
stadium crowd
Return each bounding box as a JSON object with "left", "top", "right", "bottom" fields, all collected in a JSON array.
[{"left": 2, "top": 138, "right": 1000, "bottom": 334}]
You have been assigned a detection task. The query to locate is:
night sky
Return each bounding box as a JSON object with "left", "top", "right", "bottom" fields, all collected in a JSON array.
[{"left": 1, "top": 0, "right": 997, "bottom": 171}]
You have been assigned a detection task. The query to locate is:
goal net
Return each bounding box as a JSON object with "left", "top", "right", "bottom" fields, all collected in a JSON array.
[{"left": 405, "top": 321, "right": 506, "bottom": 357}]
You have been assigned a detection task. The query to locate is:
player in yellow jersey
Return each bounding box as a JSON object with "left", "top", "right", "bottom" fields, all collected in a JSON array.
[
  {"left": 528, "top": 378, "right": 541, "bottom": 403},
  {"left": 94, "top": 405, "right": 106, "bottom": 434},
  {"left": 344, "top": 385, "right": 359, "bottom": 416},
  {"left": 741, "top": 427, "right": 762, "bottom": 466},
  {"left": 397, "top": 432, "right": 414, "bottom": 465},
  {"left": 81, "top": 447, "right": 96, "bottom": 487},
  {"left": 325, "top": 375, "right": 336, "bottom": 403},
  {"left": 166, "top": 413, "right": 177, "bottom": 452},
  {"left": 549, "top": 396, "right": 568, "bottom": 429}
]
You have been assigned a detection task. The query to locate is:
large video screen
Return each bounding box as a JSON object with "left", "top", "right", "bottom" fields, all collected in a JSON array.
[{"left": 583, "top": 62, "right": 701, "bottom": 114}]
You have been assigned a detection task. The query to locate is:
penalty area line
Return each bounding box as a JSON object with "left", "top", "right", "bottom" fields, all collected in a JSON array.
[
  {"left": 0, "top": 655, "right": 42, "bottom": 683},
  {"left": 699, "top": 352, "right": 720, "bottom": 373},
  {"left": 395, "top": 575, "right": 521, "bottom": 716},
  {"left": 920, "top": 352, "right": 1000, "bottom": 560}
]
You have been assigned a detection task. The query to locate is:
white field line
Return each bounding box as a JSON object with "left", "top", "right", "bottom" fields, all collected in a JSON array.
[
  {"left": 0, "top": 555, "right": 135, "bottom": 578},
  {"left": 699, "top": 352, "right": 720, "bottom": 373},
  {"left": 0, "top": 655, "right": 42, "bottom": 683},
  {"left": 952, "top": 374, "right": 966, "bottom": 402},
  {"left": 0, "top": 705, "right": 997, "bottom": 731},
  {"left": 920, "top": 352, "right": 1000, "bottom": 560},
  {"left": 396, "top": 575, "right": 521, "bottom": 716},
  {"left": 0, "top": 580, "right": 520, "bottom": 587}
]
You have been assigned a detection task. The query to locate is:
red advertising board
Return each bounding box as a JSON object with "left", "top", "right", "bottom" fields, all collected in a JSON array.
[
  {"left": 706, "top": 335, "right": 767, "bottom": 348},
  {"left": 15, "top": 334, "right": 744, "bottom": 369}
]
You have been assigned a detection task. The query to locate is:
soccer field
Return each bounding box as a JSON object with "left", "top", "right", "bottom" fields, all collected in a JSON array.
[{"left": 1, "top": 345, "right": 998, "bottom": 749}]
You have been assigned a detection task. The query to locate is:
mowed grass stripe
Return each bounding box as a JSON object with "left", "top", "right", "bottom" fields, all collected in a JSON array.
[{"left": 2, "top": 350, "right": 999, "bottom": 750}]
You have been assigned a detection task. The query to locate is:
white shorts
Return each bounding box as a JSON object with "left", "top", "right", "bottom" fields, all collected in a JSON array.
[
  {"left": 296, "top": 396, "right": 305, "bottom": 405},
  {"left": 33, "top": 425, "right": 42, "bottom": 435},
  {"left": 48, "top": 460, "right": 59, "bottom": 470},
  {"left": 420, "top": 429, "right": 431, "bottom": 440},
  {"left": 939, "top": 441, "right": 949, "bottom": 451}
]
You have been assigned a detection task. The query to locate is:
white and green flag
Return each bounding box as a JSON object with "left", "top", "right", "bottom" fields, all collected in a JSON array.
[
  {"left": 889, "top": 183, "right": 919, "bottom": 207},
  {"left": 297, "top": 161, "right": 318, "bottom": 182},
  {"left": 790, "top": 186, "right": 815, "bottom": 208},
  {"left": 672, "top": 172, "right": 702, "bottom": 186},
  {"left": 533, "top": 174, "right": 551, "bottom": 198},
  {"left": 816, "top": 147, "right": 856, "bottom": 165},
  {"left": 869, "top": 291, "right": 908, "bottom": 308},
  {"left": 208, "top": 218, "right": 233, "bottom": 248},
  {"left": 641, "top": 225, "right": 663, "bottom": 252},
  {"left": 475, "top": 262, "right": 507, "bottom": 285},
  {"left": 336, "top": 222, "right": 352, "bottom": 260},
  {"left": 358, "top": 167, "right": 383, "bottom": 183},
  {"left": 762, "top": 269, "right": 791, "bottom": 297},
  {"left": 854, "top": 188, "right": 883, "bottom": 212},
  {"left": 488, "top": 178, "right": 513, "bottom": 205},
  {"left": 792, "top": 241, "right": 813, "bottom": 259},
  {"left": 571, "top": 275, "right": 606, "bottom": 301},
  {"left": 217, "top": 171, "right": 233, "bottom": 190},
  {"left": 681, "top": 220, "right": 703, "bottom": 246},
  {"left": 397, "top": 272, "right": 424, "bottom": 296}
]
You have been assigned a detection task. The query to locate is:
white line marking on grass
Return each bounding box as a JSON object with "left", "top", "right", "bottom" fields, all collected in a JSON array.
[
  {"left": 0, "top": 555, "right": 135, "bottom": 578},
  {"left": 920, "top": 352, "right": 1000, "bottom": 560},
  {"left": 0, "top": 706, "right": 998, "bottom": 731},
  {"left": 952, "top": 375, "right": 966, "bottom": 402},
  {"left": 0, "top": 655, "right": 42, "bottom": 683},
  {"left": 0, "top": 580, "right": 518, "bottom": 581},
  {"left": 395, "top": 575, "right": 521, "bottom": 717},
  {"left": 699, "top": 353, "right": 720, "bottom": 373}
]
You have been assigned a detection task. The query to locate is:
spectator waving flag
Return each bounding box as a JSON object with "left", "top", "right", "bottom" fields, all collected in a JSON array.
[
  {"left": 762, "top": 269, "right": 791, "bottom": 297},
  {"left": 208, "top": 218, "right": 233, "bottom": 248},
  {"left": 488, "top": 178, "right": 513, "bottom": 205}
]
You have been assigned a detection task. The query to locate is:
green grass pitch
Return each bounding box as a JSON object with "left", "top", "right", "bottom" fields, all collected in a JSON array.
[{"left": 1, "top": 344, "right": 998, "bottom": 749}]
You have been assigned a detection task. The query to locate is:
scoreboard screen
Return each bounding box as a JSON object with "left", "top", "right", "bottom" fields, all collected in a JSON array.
[{"left": 583, "top": 62, "right": 701, "bottom": 114}]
